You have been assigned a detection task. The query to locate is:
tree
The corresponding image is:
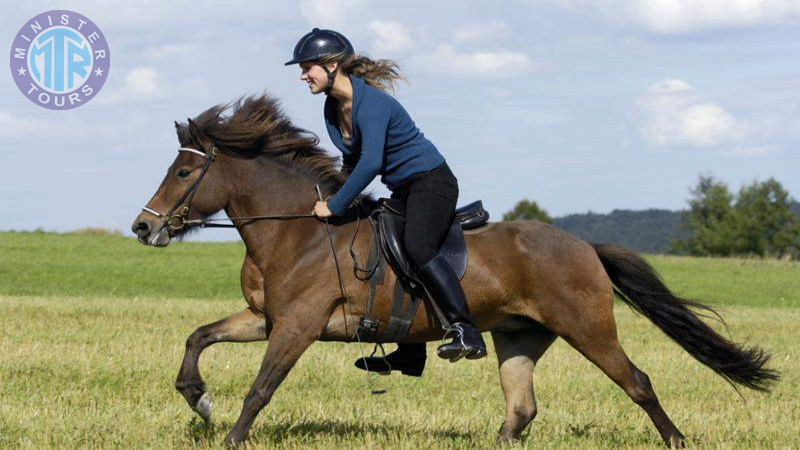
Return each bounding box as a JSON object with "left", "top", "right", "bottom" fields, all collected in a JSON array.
[
  {"left": 730, "top": 178, "right": 800, "bottom": 257},
  {"left": 673, "top": 174, "right": 800, "bottom": 258},
  {"left": 502, "top": 199, "right": 552, "bottom": 223},
  {"left": 671, "top": 175, "right": 735, "bottom": 256}
]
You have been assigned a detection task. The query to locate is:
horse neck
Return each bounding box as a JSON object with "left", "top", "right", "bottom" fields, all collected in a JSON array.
[{"left": 222, "top": 153, "right": 327, "bottom": 267}]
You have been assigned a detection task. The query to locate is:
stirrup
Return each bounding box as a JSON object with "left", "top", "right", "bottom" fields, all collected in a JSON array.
[
  {"left": 437, "top": 324, "right": 486, "bottom": 362},
  {"left": 358, "top": 344, "right": 391, "bottom": 375},
  {"left": 436, "top": 326, "right": 470, "bottom": 362}
]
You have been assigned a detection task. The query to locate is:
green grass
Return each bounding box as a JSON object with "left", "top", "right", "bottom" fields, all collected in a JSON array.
[
  {"left": 0, "top": 232, "right": 799, "bottom": 448},
  {"left": 0, "top": 231, "right": 245, "bottom": 300},
  {"left": 2, "top": 231, "right": 799, "bottom": 307}
]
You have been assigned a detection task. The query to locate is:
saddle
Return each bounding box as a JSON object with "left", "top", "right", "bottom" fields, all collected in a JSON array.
[
  {"left": 376, "top": 198, "right": 489, "bottom": 285},
  {"left": 357, "top": 199, "right": 490, "bottom": 342}
]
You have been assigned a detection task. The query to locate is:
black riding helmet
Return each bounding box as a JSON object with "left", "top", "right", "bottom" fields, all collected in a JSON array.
[{"left": 285, "top": 28, "right": 354, "bottom": 95}]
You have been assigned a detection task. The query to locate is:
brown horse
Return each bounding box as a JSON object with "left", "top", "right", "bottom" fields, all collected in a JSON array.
[{"left": 131, "top": 95, "right": 777, "bottom": 447}]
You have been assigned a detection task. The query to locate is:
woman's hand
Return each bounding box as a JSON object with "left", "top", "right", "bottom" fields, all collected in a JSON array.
[{"left": 312, "top": 201, "right": 333, "bottom": 219}]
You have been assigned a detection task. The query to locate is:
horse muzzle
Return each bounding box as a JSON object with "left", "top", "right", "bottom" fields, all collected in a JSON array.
[{"left": 131, "top": 216, "right": 172, "bottom": 247}]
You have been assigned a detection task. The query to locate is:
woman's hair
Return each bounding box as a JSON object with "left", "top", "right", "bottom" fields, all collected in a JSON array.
[{"left": 319, "top": 53, "right": 407, "bottom": 94}]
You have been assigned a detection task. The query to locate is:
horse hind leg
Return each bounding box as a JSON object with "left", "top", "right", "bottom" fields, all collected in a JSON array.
[
  {"left": 492, "top": 326, "right": 556, "bottom": 444},
  {"left": 175, "top": 307, "right": 270, "bottom": 422},
  {"left": 554, "top": 292, "right": 686, "bottom": 447}
]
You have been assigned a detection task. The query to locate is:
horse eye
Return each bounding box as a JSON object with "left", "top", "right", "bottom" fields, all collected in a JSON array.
[{"left": 176, "top": 168, "right": 191, "bottom": 179}]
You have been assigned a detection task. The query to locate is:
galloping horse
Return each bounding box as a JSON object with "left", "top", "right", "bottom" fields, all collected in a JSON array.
[{"left": 131, "top": 95, "right": 777, "bottom": 447}]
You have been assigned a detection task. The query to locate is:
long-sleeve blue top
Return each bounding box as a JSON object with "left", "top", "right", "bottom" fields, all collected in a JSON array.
[{"left": 324, "top": 74, "right": 445, "bottom": 216}]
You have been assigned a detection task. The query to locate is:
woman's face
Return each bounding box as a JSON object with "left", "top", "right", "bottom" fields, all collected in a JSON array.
[{"left": 299, "top": 61, "right": 335, "bottom": 95}]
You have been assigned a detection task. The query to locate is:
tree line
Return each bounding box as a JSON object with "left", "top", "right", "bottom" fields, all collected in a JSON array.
[{"left": 502, "top": 175, "right": 800, "bottom": 259}]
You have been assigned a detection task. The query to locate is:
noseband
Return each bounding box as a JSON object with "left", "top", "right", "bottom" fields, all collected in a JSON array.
[{"left": 141, "top": 145, "right": 218, "bottom": 232}]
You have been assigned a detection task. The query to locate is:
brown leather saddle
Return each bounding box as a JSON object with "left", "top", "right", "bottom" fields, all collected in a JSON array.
[{"left": 357, "top": 199, "right": 489, "bottom": 342}]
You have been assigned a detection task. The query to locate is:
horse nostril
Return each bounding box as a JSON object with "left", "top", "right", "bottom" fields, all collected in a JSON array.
[{"left": 133, "top": 221, "right": 151, "bottom": 236}]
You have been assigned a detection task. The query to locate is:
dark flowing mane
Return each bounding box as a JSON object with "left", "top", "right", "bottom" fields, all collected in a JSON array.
[{"left": 175, "top": 93, "right": 351, "bottom": 196}]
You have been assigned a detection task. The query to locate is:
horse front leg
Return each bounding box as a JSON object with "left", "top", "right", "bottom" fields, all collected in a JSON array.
[
  {"left": 223, "top": 307, "right": 331, "bottom": 447},
  {"left": 175, "top": 307, "right": 270, "bottom": 421}
]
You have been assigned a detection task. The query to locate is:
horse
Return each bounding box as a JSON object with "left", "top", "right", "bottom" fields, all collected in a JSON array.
[{"left": 131, "top": 94, "right": 777, "bottom": 447}]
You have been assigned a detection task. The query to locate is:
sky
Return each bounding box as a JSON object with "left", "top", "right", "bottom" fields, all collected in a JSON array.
[{"left": 2, "top": 0, "right": 799, "bottom": 241}]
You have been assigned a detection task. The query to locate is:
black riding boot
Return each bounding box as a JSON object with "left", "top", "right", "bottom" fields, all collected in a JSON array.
[
  {"left": 417, "top": 254, "right": 487, "bottom": 361},
  {"left": 353, "top": 343, "right": 426, "bottom": 377}
]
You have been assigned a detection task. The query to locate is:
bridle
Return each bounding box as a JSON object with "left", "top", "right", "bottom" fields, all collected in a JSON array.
[
  {"left": 141, "top": 145, "right": 316, "bottom": 232},
  {"left": 141, "top": 146, "right": 220, "bottom": 232}
]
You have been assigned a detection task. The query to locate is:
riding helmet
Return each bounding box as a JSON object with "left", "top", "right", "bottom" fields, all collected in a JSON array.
[{"left": 284, "top": 28, "right": 354, "bottom": 66}]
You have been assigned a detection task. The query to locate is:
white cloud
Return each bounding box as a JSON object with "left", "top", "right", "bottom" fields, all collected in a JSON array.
[
  {"left": 0, "top": 110, "right": 40, "bottom": 138},
  {"left": 629, "top": 0, "right": 800, "bottom": 33},
  {"left": 137, "top": 42, "right": 203, "bottom": 62},
  {"left": 94, "top": 66, "right": 210, "bottom": 105},
  {"left": 679, "top": 103, "right": 740, "bottom": 147},
  {"left": 648, "top": 78, "right": 692, "bottom": 93},
  {"left": 369, "top": 20, "right": 414, "bottom": 53},
  {"left": 637, "top": 78, "right": 741, "bottom": 148},
  {"left": 413, "top": 44, "right": 535, "bottom": 78},
  {"left": 126, "top": 67, "right": 161, "bottom": 95},
  {"left": 452, "top": 19, "right": 512, "bottom": 44},
  {"left": 552, "top": 0, "right": 800, "bottom": 33},
  {"left": 299, "top": 0, "right": 365, "bottom": 29},
  {"left": 67, "top": 1, "right": 297, "bottom": 30},
  {"left": 0, "top": 110, "right": 133, "bottom": 140}
]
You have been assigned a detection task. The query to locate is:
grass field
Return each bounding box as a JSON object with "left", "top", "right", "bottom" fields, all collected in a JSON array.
[{"left": 1, "top": 231, "right": 799, "bottom": 448}]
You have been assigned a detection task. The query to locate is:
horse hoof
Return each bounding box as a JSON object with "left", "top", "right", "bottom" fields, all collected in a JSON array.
[
  {"left": 223, "top": 432, "right": 248, "bottom": 448},
  {"left": 193, "top": 392, "right": 212, "bottom": 422},
  {"left": 669, "top": 436, "right": 687, "bottom": 448}
]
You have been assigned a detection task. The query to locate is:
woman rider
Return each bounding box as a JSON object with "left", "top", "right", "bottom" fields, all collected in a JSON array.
[{"left": 285, "top": 28, "right": 486, "bottom": 374}]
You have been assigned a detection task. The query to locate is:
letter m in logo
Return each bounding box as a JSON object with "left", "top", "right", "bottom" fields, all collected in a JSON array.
[{"left": 14, "top": 48, "right": 25, "bottom": 59}]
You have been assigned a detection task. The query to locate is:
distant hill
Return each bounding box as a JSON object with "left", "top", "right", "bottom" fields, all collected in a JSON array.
[
  {"left": 552, "top": 209, "right": 689, "bottom": 254},
  {"left": 552, "top": 201, "right": 800, "bottom": 254}
]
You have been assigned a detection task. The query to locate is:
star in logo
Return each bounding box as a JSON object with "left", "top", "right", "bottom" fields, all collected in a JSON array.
[
  {"left": 94, "top": 68, "right": 104, "bottom": 77},
  {"left": 17, "top": 67, "right": 26, "bottom": 76}
]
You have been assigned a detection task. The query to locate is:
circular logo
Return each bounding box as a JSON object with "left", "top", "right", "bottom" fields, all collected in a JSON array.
[{"left": 9, "top": 10, "right": 110, "bottom": 110}]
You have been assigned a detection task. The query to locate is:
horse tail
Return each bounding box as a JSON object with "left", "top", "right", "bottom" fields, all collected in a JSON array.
[{"left": 591, "top": 243, "right": 779, "bottom": 392}]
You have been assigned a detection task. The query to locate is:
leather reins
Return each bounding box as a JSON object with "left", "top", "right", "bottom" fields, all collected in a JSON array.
[{"left": 141, "top": 145, "right": 315, "bottom": 232}]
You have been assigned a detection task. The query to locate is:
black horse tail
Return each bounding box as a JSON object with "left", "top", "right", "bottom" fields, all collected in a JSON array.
[{"left": 592, "top": 243, "right": 779, "bottom": 392}]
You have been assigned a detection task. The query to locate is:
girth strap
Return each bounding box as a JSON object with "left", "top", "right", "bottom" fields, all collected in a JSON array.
[
  {"left": 382, "top": 281, "right": 422, "bottom": 342},
  {"left": 356, "top": 214, "right": 424, "bottom": 343}
]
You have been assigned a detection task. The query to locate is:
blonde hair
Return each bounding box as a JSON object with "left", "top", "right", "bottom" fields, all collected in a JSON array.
[{"left": 319, "top": 53, "right": 407, "bottom": 94}]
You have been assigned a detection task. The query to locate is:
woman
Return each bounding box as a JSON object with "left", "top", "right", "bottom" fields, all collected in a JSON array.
[{"left": 285, "top": 28, "right": 486, "bottom": 374}]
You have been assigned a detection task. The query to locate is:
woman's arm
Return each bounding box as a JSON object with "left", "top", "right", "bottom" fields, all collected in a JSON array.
[{"left": 326, "top": 105, "right": 391, "bottom": 216}]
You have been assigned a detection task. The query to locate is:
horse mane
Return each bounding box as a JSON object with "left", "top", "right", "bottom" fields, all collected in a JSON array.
[{"left": 175, "top": 93, "right": 352, "bottom": 196}]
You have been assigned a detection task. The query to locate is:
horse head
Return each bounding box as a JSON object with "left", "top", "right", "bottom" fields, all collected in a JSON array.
[{"left": 131, "top": 118, "right": 230, "bottom": 247}]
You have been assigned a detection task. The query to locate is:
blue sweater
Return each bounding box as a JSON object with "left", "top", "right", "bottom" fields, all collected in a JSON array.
[{"left": 324, "top": 74, "right": 445, "bottom": 216}]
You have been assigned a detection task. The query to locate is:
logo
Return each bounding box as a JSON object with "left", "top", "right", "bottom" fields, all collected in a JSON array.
[{"left": 9, "top": 10, "right": 110, "bottom": 110}]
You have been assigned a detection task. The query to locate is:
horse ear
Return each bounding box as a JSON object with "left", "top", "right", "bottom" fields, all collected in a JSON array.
[
  {"left": 186, "top": 118, "right": 203, "bottom": 140},
  {"left": 174, "top": 120, "right": 181, "bottom": 130}
]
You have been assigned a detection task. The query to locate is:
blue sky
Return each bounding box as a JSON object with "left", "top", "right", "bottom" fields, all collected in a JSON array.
[{"left": 2, "top": 0, "right": 799, "bottom": 240}]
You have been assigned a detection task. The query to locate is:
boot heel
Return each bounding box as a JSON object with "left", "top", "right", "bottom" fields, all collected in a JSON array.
[
  {"left": 465, "top": 348, "right": 487, "bottom": 360},
  {"left": 400, "top": 364, "right": 424, "bottom": 377},
  {"left": 436, "top": 346, "right": 467, "bottom": 362}
]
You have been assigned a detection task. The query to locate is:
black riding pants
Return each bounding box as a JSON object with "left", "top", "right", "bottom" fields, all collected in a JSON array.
[{"left": 390, "top": 162, "right": 459, "bottom": 271}]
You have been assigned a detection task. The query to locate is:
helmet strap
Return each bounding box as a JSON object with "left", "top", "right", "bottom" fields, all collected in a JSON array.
[{"left": 320, "top": 63, "right": 337, "bottom": 95}]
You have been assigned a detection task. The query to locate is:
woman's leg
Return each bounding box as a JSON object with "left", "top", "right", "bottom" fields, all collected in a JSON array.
[{"left": 404, "top": 163, "right": 487, "bottom": 361}]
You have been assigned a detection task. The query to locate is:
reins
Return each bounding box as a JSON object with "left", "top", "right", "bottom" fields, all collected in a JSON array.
[
  {"left": 314, "top": 185, "right": 386, "bottom": 395},
  {"left": 142, "top": 145, "right": 316, "bottom": 231},
  {"left": 183, "top": 213, "right": 315, "bottom": 228}
]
